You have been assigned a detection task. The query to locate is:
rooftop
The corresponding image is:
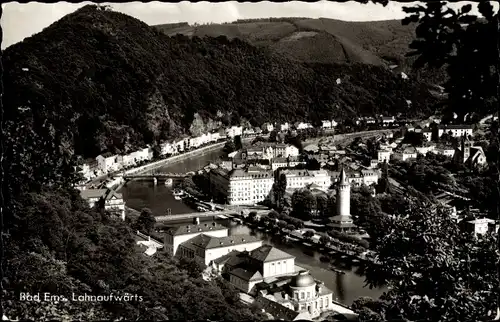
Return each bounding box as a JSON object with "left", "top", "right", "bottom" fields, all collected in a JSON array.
[
  {"left": 439, "top": 124, "right": 474, "bottom": 130},
  {"left": 80, "top": 189, "right": 108, "bottom": 199},
  {"left": 180, "top": 234, "right": 260, "bottom": 250},
  {"left": 230, "top": 267, "right": 263, "bottom": 282},
  {"left": 165, "top": 222, "right": 227, "bottom": 236},
  {"left": 248, "top": 245, "right": 295, "bottom": 263}
]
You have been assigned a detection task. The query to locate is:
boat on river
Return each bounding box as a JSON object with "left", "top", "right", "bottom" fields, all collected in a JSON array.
[
  {"left": 172, "top": 189, "right": 185, "bottom": 200},
  {"left": 329, "top": 265, "right": 346, "bottom": 275}
]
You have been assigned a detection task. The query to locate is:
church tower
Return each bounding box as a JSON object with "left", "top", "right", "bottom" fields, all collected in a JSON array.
[
  {"left": 461, "top": 136, "right": 471, "bottom": 163},
  {"left": 336, "top": 167, "right": 351, "bottom": 217}
]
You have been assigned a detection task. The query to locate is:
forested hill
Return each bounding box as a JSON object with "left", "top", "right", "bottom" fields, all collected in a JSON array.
[
  {"left": 154, "top": 17, "right": 447, "bottom": 85},
  {"left": 4, "top": 5, "right": 438, "bottom": 160}
]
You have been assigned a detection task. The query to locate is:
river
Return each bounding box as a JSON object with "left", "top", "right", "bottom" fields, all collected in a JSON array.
[{"left": 120, "top": 147, "right": 387, "bottom": 306}]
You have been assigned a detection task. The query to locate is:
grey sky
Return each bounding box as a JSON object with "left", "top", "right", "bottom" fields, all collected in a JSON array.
[{"left": 1, "top": 1, "right": 490, "bottom": 49}]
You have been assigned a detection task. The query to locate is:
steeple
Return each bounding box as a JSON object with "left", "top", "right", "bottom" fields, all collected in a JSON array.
[{"left": 339, "top": 166, "right": 348, "bottom": 185}]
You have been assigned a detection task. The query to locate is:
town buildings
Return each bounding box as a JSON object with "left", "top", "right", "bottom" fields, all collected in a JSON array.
[
  {"left": 330, "top": 169, "right": 380, "bottom": 187},
  {"left": 454, "top": 137, "right": 487, "bottom": 168},
  {"left": 213, "top": 244, "right": 336, "bottom": 320},
  {"left": 392, "top": 146, "right": 417, "bottom": 161},
  {"left": 438, "top": 124, "right": 474, "bottom": 138}
]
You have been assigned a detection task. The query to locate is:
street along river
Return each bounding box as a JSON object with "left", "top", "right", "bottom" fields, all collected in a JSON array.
[{"left": 120, "top": 147, "right": 387, "bottom": 306}]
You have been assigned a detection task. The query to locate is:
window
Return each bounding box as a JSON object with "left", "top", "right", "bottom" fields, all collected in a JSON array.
[{"left": 300, "top": 292, "right": 304, "bottom": 299}]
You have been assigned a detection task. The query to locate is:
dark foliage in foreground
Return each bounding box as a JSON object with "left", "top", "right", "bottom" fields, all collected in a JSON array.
[{"left": 4, "top": 189, "right": 267, "bottom": 321}]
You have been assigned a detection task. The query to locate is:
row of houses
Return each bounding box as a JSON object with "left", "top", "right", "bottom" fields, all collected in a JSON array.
[
  {"left": 356, "top": 115, "right": 396, "bottom": 126},
  {"left": 407, "top": 124, "right": 474, "bottom": 141},
  {"left": 208, "top": 166, "right": 380, "bottom": 206},
  {"left": 376, "top": 138, "right": 487, "bottom": 167},
  {"left": 78, "top": 131, "right": 228, "bottom": 182}
]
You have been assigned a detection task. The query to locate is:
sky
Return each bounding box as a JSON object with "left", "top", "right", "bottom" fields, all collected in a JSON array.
[{"left": 1, "top": 1, "right": 492, "bottom": 49}]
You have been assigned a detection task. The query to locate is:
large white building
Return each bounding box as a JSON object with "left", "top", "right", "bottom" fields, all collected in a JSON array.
[
  {"left": 163, "top": 221, "right": 229, "bottom": 256},
  {"left": 178, "top": 234, "right": 262, "bottom": 266},
  {"left": 209, "top": 168, "right": 275, "bottom": 206},
  {"left": 281, "top": 169, "right": 331, "bottom": 191},
  {"left": 163, "top": 220, "right": 262, "bottom": 265}
]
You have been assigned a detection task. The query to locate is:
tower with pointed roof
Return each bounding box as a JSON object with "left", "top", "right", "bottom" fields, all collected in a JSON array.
[{"left": 336, "top": 167, "right": 350, "bottom": 217}]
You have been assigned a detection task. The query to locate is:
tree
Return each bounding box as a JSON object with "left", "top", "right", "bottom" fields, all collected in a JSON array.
[
  {"left": 223, "top": 140, "right": 236, "bottom": 153},
  {"left": 315, "top": 195, "right": 328, "bottom": 217},
  {"left": 402, "top": 131, "right": 425, "bottom": 146},
  {"left": 134, "top": 208, "right": 156, "bottom": 234},
  {"left": 269, "top": 130, "right": 278, "bottom": 142},
  {"left": 319, "top": 235, "right": 330, "bottom": 246},
  {"left": 357, "top": 199, "right": 499, "bottom": 322},
  {"left": 305, "top": 157, "right": 321, "bottom": 170},
  {"left": 274, "top": 173, "right": 287, "bottom": 209},
  {"left": 234, "top": 135, "right": 243, "bottom": 150},
  {"left": 403, "top": 2, "right": 498, "bottom": 120},
  {"left": 303, "top": 230, "right": 314, "bottom": 239},
  {"left": 376, "top": 160, "right": 391, "bottom": 194},
  {"left": 291, "top": 189, "right": 316, "bottom": 220}
]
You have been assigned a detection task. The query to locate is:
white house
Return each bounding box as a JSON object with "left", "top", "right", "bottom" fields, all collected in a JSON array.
[
  {"left": 279, "top": 122, "right": 290, "bottom": 131},
  {"left": 415, "top": 145, "right": 435, "bottom": 156},
  {"left": 422, "top": 128, "right": 433, "bottom": 141},
  {"left": 80, "top": 188, "right": 126, "bottom": 220},
  {"left": 321, "top": 120, "right": 333, "bottom": 129},
  {"left": 381, "top": 116, "right": 395, "bottom": 126},
  {"left": 96, "top": 153, "right": 119, "bottom": 173},
  {"left": 392, "top": 147, "right": 417, "bottom": 161},
  {"left": 438, "top": 124, "right": 474, "bottom": 138},
  {"left": 226, "top": 126, "right": 244, "bottom": 138},
  {"left": 262, "top": 122, "right": 274, "bottom": 133},
  {"left": 295, "top": 122, "right": 312, "bottom": 130},
  {"left": 272, "top": 157, "right": 288, "bottom": 171},
  {"left": 173, "top": 139, "right": 185, "bottom": 153},
  {"left": 377, "top": 150, "right": 392, "bottom": 163},
  {"left": 466, "top": 218, "right": 499, "bottom": 235},
  {"left": 160, "top": 141, "right": 174, "bottom": 156},
  {"left": 435, "top": 146, "right": 456, "bottom": 158},
  {"left": 243, "top": 127, "right": 255, "bottom": 136},
  {"left": 210, "top": 131, "right": 221, "bottom": 142}
]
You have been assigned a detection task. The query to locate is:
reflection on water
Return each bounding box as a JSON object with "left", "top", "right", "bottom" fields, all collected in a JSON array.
[{"left": 120, "top": 147, "right": 387, "bottom": 306}]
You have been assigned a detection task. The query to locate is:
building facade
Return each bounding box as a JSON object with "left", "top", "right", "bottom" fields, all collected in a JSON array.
[{"left": 282, "top": 170, "right": 332, "bottom": 191}]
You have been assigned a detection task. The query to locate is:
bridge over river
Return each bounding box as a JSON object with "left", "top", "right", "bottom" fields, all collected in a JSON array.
[{"left": 155, "top": 209, "right": 270, "bottom": 222}]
